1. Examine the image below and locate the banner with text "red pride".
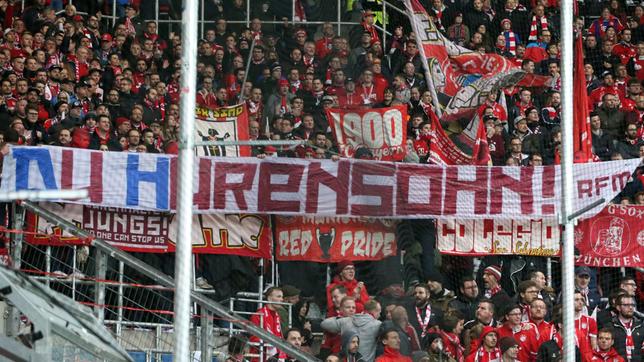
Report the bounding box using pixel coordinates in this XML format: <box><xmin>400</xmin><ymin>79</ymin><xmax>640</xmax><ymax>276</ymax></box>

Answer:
<box><xmin>327</xmin><ymin>106</ymin><xmax>408</xmax><ymax>161</ymax></box>
<box><xmin>275</xmin><ymin>216</ymin><xmax>397</xmax><ymax>262</ymax></box>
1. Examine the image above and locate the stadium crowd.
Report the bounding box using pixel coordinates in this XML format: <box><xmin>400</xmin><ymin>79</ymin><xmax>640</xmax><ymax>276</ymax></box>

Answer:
<box><xmin>0</xmin><ymin>0</ymin><xmax>643</xmax><ymax>361</ymax></box>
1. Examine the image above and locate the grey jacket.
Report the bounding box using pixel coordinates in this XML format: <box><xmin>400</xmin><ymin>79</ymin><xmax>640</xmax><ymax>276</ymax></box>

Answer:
<box><xmin>321</xmin><ymin>313</ymin><xmax>382</xmax><ymax>362</ymax></box>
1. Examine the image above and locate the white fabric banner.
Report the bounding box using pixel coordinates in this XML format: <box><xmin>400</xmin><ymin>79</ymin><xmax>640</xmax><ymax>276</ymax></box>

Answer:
<box><xmin>1</xmin><ymin>146</ymin><xmax>639</xmax><ymax>220</ymax></box>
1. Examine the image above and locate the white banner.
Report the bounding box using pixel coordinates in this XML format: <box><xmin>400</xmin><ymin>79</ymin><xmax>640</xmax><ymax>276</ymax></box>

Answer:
<box><xmin>437</xmin><ymin>218</ymin><xmax>560</xmax><ymax>256</ymax></box>
<box><xmin>1</xmin><ymin>146</ymin><xmax>639</xmax><ymax>220</ymax></box>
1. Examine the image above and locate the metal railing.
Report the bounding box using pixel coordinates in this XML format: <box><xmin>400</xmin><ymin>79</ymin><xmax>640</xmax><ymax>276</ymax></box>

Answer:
<box><xmin>7</xmin><ymin>201</ymin><xmax>319</xmax><ymax>361</ymax></box>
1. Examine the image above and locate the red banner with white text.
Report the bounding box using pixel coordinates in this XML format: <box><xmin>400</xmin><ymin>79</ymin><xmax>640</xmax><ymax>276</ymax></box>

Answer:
<box><xmin>575</xmin><ymin>205</ymin><xmax>644</xmax><ymax>268</ymax></box>
<box><xmin>274</xmin><ymin>216</ymin><xmax>397</xmax><ymax>262</ymax></box>
<box><xmin>24</xmin><ymin>203</ymin><xmax>271</xmax><ymax>258</ymax></box>
<box><xmin>327</xmin><ymin>106</ymin><xmax>408</xmax><ymax>161</ymax></box>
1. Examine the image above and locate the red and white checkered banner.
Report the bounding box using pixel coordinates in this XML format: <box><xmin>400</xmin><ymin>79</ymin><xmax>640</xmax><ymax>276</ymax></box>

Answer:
<box><xmin>1</xmin><ymin>146</ymin><xmax>639</xmax><ymax>219</ymax></box>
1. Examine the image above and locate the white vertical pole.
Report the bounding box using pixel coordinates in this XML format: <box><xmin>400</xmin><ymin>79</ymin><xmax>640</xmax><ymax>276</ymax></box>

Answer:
<box><xmin>337</xmin><ymin>0</ymin><xmax>342</xmax><ymax>35</ymax></box>
<box><xmin>173</xmin><ymin>0</ymin><xmax>199</xmax><ymax>359</ymax></box>
<box><xmin>559</xmin><ymin>1</ymin><xmax>575</xmax><ymax>361</ymax></box>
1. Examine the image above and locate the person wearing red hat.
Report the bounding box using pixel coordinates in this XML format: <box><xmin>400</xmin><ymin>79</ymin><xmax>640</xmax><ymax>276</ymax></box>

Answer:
<box><xmin>465</xmin><ymin>326</ymin><xmax>501</xmax><ymax>362</ymax></box>
<box><xmin>325</xmin><ymin>262</ymin><xmax>369</xmax><ymax>317</ymax></box>
<box><xmin>482</xmin><ymin>265</ymin><xmax>510</xmax><ymax>313</ymax></box>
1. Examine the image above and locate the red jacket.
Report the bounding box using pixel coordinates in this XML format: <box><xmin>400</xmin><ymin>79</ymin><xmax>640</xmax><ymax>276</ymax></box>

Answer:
<box><xmin>375</xmin><ymin>347</ymin><xmax>412</xmax><ymax>362</ymax></box>
<box><xmin>532</xmin><ymin>319</ymin><xmax>556</xmax><ymax>344</ymax></box>
<box><xmin>250</xmin><ymin>306</ymin><xmax>282</xmax><ymax>361</ymax></box>
<box><xmin>325</xmin><ymin>276</ymin><xmax>368</xmax><ymax>316</ymax></box>
<box><xmin>590</xmin><ymin>348</ymin><xmax>625</xmax><ymax>362</ymax></box>
<box><xmin>496</xmin><ymin>323</ymin><xmax>540</xmax><ymax>362</ymax></box>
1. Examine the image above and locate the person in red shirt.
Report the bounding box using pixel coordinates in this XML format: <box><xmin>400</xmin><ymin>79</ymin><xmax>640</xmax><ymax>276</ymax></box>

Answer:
<box><xmin>613</xmin><ymin>29</ymin><xmax>636</xmax><ymax>65</ymax></box>
<box><xmin>250</xmin><ymin>287</ymin><xmax>284</xmax><ymax>360</ymax></box>
<box><xmin>355</xmin><ymin>69</ymin><xmax>383</xmax><ymax>106</ymax></box>
<box><xmin>529</xmin><ymin>299</ymin><xmax>555</xmax><ymax>344</ymax></box>
<box><xmin>326</xmin><ymin>262</ymin><xmax>369</xmax><ymax>317</ymax></box>
<box><xmin>575</xmin><ymin>290</ymin><xmax>599</xmax><ymax>351</ymax></box>
<box><xmin>316</xmin><ymin>22</ymin><xmax>335</xmax><ymax>59</ymax></box>
<box><xmin>375</xmin><ymin>328</ymin><xmax>412</xmax><ymax>362</ymax></box>
<box><xmin>496</xmin><ymin>304</ymin><xmax>540</xmax><ymax>362</ymax></box>
<box><xmin>591</xmin><ymin>328</ymin><xmax>625</xmax><ymax>362</ymax></box>
<box><xmin>465</xmin><ymin>326</ymin><xmax>501</xmax><ymax>362</ymax></box>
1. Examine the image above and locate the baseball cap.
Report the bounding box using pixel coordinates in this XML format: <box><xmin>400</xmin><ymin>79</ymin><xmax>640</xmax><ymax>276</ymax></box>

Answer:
<box><xmin>101</xmin><ymin>33</ymin><xmax>113</xmax><ymax>42</ymax></box>
<box><xmin>71</xmin><ymin>100</ymin><xmax>82</xmax><ymax>108</ymax></box>
<box><xmin>322</xmin><ymin>95</ymin><xmax>334</xmax><ymax>103</ymax></box>
<box><xmin>575</xmin><ymin>266</ymin><xmax>591</xmax><ymax>277</ymax></box>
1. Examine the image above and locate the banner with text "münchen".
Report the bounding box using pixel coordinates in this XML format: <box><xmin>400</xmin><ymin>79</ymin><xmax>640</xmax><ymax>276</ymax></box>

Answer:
<box><xmin>1</xmin><ymin>146</ymin><xmax>639</xmax><ymax>219</ymax></box>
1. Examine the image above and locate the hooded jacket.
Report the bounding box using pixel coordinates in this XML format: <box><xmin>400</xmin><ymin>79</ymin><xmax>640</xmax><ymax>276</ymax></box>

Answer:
<box><xmin>321</xmin><ymin>313</ymin><xmax>382</xmax><ymax>362</ymax></box>
<box><xmin>590</xmin><ymin>347</ymin><xmax>625</xmax><ymax>362</ymax></box>
<box><xmin>340</xmin><ymin>330</ymin><xmax>365</xmax><ymax>362</ymax></box>
<box><xmin>465</xmin><ymin>326</ymin><xmax>501</xmax><ymax>362</ymax></box>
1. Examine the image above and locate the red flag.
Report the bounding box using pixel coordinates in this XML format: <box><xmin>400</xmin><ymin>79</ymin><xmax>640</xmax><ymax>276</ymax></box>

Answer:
<box><xmin>426</xmin><ymin>109</ymin><xmax>490</xmax><ymax>165</ymax></box>
<box><xmin>574</xmin><ymin>34</ymin><xmax>593</xmax><ymax>163</ymax></box>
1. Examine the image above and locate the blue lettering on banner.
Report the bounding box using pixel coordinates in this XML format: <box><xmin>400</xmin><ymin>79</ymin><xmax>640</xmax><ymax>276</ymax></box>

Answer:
<box><xmin>13</xmin><ymin>148</ymin><xmax>58</xmax><ymax>190</ymax></box>
<box><xmin>126</xmin><ymin>154</ymin><xmax>169</xmax><ymax>209</ymax></box>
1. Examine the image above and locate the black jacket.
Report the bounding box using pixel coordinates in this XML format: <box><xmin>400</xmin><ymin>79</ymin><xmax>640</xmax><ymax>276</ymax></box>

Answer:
<box><xmin>611</xmin><ymin>316</ymin><xmax>643</xmax><ymax>362</ymax></box>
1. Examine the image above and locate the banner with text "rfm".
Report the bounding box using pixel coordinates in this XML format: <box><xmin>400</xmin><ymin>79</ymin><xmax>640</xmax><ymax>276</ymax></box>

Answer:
<box><xmin>2</xmin><ymin>146</ymin><xmax>639</xmax><ymax>219</ymax></box>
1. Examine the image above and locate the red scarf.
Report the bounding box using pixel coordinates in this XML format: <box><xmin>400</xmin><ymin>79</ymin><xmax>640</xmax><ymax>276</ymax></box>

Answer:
<box><xmin>439</xmin><ymin>330</ymin><xmax>464</xmax><ymax>361</ymax></box>
<box><xmin>472</xmin><ymin>346</ymin><xmax>501</xmax><ymax>362</ymax></box>
<box><xmin>415</xmin><ymin>304</ymin><xmax>432</xmax><ymax>338</ymax></box>
<box><xmin>529</xmin><ymin>15</ymin><xmax>548</xmax><ymax>42</ymax></box>
<box><xmin>485</xmin><ymin>285</ymin><xmax>502</xmax><ymax>298</ymax></box>
<box><xmin>621</xmin><ymin>319</ymin><xmax>635</xmax><ymax>360</ymax></box>
<box><xmin>125</xmin><ymin>16</ymin><xmax>135</xmax><ymax>35</ymax></box>
<box><xmin>504</xmin><ymin>31</ymin><xmax>517</xmax><ymax>55</ymax></box>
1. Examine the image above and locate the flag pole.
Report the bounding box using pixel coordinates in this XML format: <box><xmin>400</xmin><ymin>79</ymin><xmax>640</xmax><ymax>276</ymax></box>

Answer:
<box><xmin>174</xmin><ymin>0</ymin><xmax>199</xmax><ymax>359</ymax></box>
<box><xmin>559</xmin><ymin>0</ymin><xmax>576</xmax><ymax>360</ymax></box>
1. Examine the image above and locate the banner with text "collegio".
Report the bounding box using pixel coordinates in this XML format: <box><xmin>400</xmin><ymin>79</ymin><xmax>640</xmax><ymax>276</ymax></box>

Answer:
<box><xmin>274</xmin><ymin>216</ymin><xmax>397</xmax><ymax>262</ymax></box>
<box><xmin>24</xmin><ymin>203</ymin><xmax>271</xmax><ymax>257</ymax></box>
<box><xmin>2</xmin><ymin>146</ymin><xmax>639</xmax><ymax>219</ymax></box>
<box><xmin>437</xmin><ymin>218</ymin><xmax>561</xmax><ymax>256</ymax></box>
<box><xmin>326</xmin><ymin>106</ymin><xmax>408</xmax><ymax>161</ymax></box>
